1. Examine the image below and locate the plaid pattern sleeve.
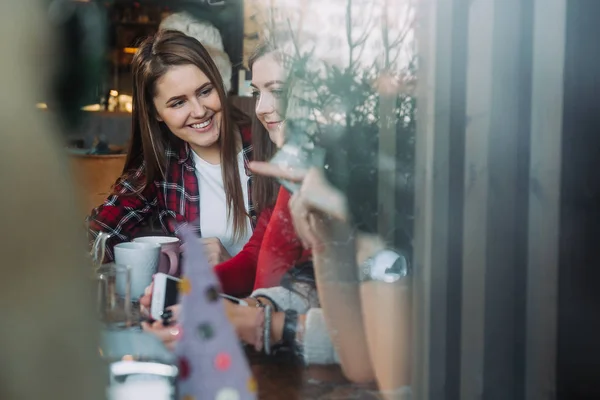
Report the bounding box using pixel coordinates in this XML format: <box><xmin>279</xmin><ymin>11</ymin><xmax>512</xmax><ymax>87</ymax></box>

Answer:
<box><xmin>87</xmin><ymin>162</ymin><xmax>157</xmax><ymax>262</ymax></box>
<box><xmin>155</xmin><ymin>145</ymin><xmax>201</xmax><ymax>237</ymax></box>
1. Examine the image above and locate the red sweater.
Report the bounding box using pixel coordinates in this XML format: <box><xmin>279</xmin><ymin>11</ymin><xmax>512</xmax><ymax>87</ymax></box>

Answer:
<box><xmin>213</xmin><ymin>206</ymin><xmax>273</xmax><ymax>297</ymax></box>
<box><xmin>214</xmin><ymin>187</ymin><xmax>311</xmax><ymax>297</ymax></box>
<box><xmin>254</xmin><ymin>188</ymin><xmax>312</xmax><ymax>289</ymax></box>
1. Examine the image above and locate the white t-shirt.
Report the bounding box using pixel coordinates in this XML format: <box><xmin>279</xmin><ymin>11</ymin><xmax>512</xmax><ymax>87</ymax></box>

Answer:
<box><xmin>192</xmin><ymin>150</ymin><xmax>252</xmax><ymax>256</ymax></box>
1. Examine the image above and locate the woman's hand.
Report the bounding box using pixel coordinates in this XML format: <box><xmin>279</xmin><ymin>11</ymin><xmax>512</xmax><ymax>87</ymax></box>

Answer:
<box><xmin>249</xmin><ymin>162</ymin><xmax>351</xmax><ymax>251</ymax></box>
<box><xmin>288</xmin><ymin>168</ymin><xmax>351</xmax><ymax>251</ymax></box>
<box><xmin>180</xmin><ymin>237</ymin><xmax>231</xmax><ymax>266</ymax></box>
<box><xmin>201</xmin><ymin>237</ymin><xmax>231</xmax><ymax>266</ymax></box>
<box><xmin>139</xmin><ymin>281</ymin><xmax>153</xmax><ymax>317</ymax></box>
<box><xmin>223</xmin><ymin>301</ymin><xmax>263</xmax><ymax>348</ymax></box>
<box><xmin>141</xmin><ymin>305</ymin><xmax>181</xmax><ymax>351</ymax></box>
<box><xmin>224</xmin><ymin>301</ymin><xmax>286</xmax><ymax>350</ymax></box>
<box><xmin>248</xmin><ymin>162</ymin><xmax>348</xmax><ymax>221</ymax></box>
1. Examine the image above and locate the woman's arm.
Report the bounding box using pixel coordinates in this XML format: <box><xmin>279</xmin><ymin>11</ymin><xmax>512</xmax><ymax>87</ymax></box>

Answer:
<box><xmin>224</xmin><ymin>301</ymin><xmax>341</xmax><ymax>366</ymax></box>
<box><xmin>87</xmin><ymin>166</ymin><xmax>156</xmax><ymax>261</ymax></box>
<box><xmin>235</xmin><ymin>286</ymin><xmax>337</xmax><ymax>365</ymax></box>
<box><xmin>249</xmin><ymin>163</ymin><xmax>375</xmax><ymax>382</ymax></box>
<box><xmin>356</xmin><ymin>234</ymin><xmax>412</xmax><ymax>395</ymax></box>
<box><xmin>143</xmin><ymin>285</ymin><xmax>340</xmax><ymax>366</ymax></box>
<box><xmin>253</xmin><ymin>187</ymin><xmax>311</xmax><ymax>290</ymax></box>
<box><xmin>310</xmin><ymin>229</ymin><xmax>375</xmax><ymax>383</ymax></box>
<box><xmin>213</xmin><ymin>207</ymin><xmax>273</xmax><ymax>297</ymax></box>
<box><xmin>287</xmin><ymin>169</ymin><xmax>375</xmax><ymax>383</ymax></box>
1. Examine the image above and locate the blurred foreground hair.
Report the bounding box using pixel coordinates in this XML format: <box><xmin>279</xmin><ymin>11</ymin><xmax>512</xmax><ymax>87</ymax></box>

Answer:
<box><xmin>0</xmin><ymin>1</ymin><xmax>105</xmax><ymax>399</ymax></box>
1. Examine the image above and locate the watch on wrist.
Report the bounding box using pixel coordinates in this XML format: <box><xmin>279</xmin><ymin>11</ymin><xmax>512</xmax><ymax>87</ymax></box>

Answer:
<box><xmin>359</xmin><ymin>250</ymin><xmax>409</xmax><ymax>283</ymax></box>
<box><xmin>282</xmin><ymin>309</ymin><xmax>299</xmax><ymax>346</ymax></box>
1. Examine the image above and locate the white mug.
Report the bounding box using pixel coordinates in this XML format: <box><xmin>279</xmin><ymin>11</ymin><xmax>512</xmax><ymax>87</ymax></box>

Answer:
<box><xmin>133</xmin><ymin>236</ymin><xmax>181</xmax><ymax>276</ymax></box>
<box><xmin>114</xmin><ymin>242</ymin><xmax>161</xmax><ymax>299</ymax></box>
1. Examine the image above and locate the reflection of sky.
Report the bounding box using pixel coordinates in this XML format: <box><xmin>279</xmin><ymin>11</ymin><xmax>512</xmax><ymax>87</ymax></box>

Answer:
<box><xmin>258</xmin><ymin>0</ymin><xmax>415</xmax><ymax>73</ymax></box>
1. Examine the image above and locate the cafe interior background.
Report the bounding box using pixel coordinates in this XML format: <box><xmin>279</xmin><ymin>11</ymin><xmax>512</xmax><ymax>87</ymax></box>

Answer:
<box><xmin>62</xmin><ymin>0</ymin><xmax>283</xmax><ymax>217</ymax></box>
<box><xmin>4</xmin><ymin>0</ymin><xmax>600</xmax><ymax>398</ymax></box>
<box><xmin>60</xmin><ymin>0</ymin><xmax>415</xmax><ymax>241</ymax></box>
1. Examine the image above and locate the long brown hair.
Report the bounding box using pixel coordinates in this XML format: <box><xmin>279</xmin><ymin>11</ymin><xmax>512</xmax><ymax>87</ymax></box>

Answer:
<box><xmin>248</xmin><ymin>41</ymin><xmax>281</xmax><ymax>214</ymax></box>
<box><xmin>123</xmin><ymin>30</ymin><xmax>251</xmax><ymax>239</ymax></box>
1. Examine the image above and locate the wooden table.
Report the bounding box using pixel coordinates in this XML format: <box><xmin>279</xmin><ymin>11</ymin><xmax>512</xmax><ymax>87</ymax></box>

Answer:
<box><xmin>247</xmin><ymin>349</ymin><xmax>381</xmax><ymax>399</ymax></box>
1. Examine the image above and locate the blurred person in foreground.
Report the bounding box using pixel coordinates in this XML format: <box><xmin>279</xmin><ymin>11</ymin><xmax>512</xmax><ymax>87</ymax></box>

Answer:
<box><xmin>0</xmin><ymin>0</ymin><xmax>105</xmax><ymax>399</ymax></box>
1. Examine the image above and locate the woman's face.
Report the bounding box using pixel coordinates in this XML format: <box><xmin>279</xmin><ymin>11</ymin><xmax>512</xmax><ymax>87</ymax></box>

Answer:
<box><xmin>251</xmin><ymin>53</ymin><xmax>286</xmax><ymax>148</ymax></box>
<box><xmin>153</xmin><ymin>64</ymin><xmax>223</xmax><ymax>154</ymax></box>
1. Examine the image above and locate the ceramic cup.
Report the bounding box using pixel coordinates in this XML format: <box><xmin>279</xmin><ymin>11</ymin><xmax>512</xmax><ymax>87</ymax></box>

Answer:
<box><xmin>114</xmin><ymin>242</ymin><xmax>161</xmax><ymax>299</ymax></box>
<box><xmin>133</xmin><ymin>236</ymin><xmax>181</xmax><ymax>276</ymax></box>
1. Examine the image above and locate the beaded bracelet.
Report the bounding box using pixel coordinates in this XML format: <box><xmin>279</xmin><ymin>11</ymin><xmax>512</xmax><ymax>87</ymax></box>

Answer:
<box><xmin>253</xmin><ymin>307</ymin><xmax>265</xmax><ymax>352</ymax></box>
<box><xmin>263</xmin><ymin>305</ymin><xmax>273</xmax><ymax>355</ymax></box>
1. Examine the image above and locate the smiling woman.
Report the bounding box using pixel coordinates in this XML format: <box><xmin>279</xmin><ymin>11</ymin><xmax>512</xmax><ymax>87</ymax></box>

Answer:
<box><xmin>87</xmin><ymin>30</ymin><xmax>255</xmax><ymax>268</ymax></box>
<box><xmin>153</xmin><ymin>64</ymin><xmax>225</xmax><ymax>164</ymax></box>
<box><xmin>250</xmin><ymin>48</ymin><xmax>287</xmax><ymax>148</ymax></box>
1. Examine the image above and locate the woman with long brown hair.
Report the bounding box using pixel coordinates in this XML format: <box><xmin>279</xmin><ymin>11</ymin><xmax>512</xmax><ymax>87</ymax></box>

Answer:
<box><xmin>138</xmin><ymin>40</ymin><xmax>300</xmax><ymax>301</ymax></box>
<box><xmin>88</xmin><ymin>30</ymin><xmax>257</xmax><ymax>266</ymax></box>
<box><xmin>209</xmin><ymin>41</ymin><xmax>314</xmax><ymax>296</ymax></box>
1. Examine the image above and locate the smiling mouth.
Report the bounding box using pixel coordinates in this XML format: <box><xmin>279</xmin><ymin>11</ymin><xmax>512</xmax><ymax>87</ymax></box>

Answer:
<box><xmin>189</xmin><ymin>116</ymin><xmax>214</xmax><ymax>131</ymax></box>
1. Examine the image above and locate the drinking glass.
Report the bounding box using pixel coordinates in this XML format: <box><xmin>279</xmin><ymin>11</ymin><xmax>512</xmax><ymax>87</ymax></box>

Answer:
<box><xmin>96</xmin><ymin>263</ymin><xmax>133</xmax><ymax>329</ymax></box>
<box><xmin>100</xmin><ymin>330</ymin><xmax>178</xmax><ymax>400</ymax></box>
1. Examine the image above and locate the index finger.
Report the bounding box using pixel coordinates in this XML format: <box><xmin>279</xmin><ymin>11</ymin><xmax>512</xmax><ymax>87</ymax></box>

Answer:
<box><xmin>300</xmin><ymin>169</ymin><xmax>349</xmax><ymax>222</ymax></box>
<box><xmin>248</xmin><ymin>161</ymin><xmax>307</xmax><ymax>182</ymax></box>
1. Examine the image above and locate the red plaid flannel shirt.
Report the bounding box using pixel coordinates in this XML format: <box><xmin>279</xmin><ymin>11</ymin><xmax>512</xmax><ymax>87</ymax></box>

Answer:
<box><xmin>87</xmin><ymin>126</ymin><xmax>255</xmax><ymax>261</ymax></box>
